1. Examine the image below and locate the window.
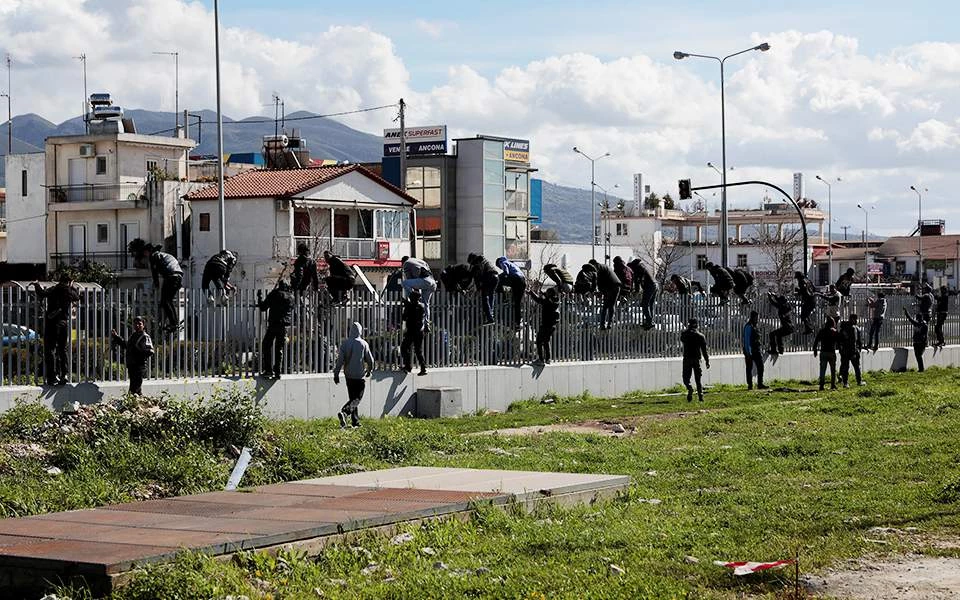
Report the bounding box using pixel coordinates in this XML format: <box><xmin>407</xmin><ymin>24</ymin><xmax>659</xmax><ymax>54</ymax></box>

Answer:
<box><xmin>293</xmin><ymin>210</ymin><xmax>310</xmax><ymax>236</ymax></box>
<box><xmin>146</xmin><ymin>159</ymin><xmax>158</xmax><ymax>178</ymax></box>
<box><xmin>96</xmin><ymin>156</ymin><xmax>107</xmax><ymax>175</ymax></box>
<box><xmin>96</xmin><ymin>223</ymin><xmax>109</xmax><ymax>244</ymax></box>
<box><xmin>405</xmin><ymin>166</ymin><xmax>441</xmax><ymax>209</ymax></box>
<box><xmin>334</xmin><ymin>214</ymin><xmax>350</xmax><ymax>238</ymax></box>
<box><xmin>376</xmin><ymin>210</ymin><xmax>410</xmax><ymax>239</ymax></box>
<box><xmin>616</xmin><ymin>223</ymin><xmax>629</xmax><ymax>236</ymax></box>
<box><xmin>199</xmin><ymin>213</ymin><xmax>211</xmax><ymax>232</ymax></box>
<box><xmin>697</xmin><ymin>255</ymin><xmax>709</xmax><ymax>270</ymax></box>
<box><xmin>21</xmin><ymin>170</ymin><xmax>27</xmax><ymax>196</ymax></box>
<box><xmin>737</xmin><ymin>254</ymin><xmax>748</xmax><ymax>268</ymax></box>
<box><xmin>505</xmin><ymin>172</ymin><xmax>528</xmax><ymax>213</ymax></box>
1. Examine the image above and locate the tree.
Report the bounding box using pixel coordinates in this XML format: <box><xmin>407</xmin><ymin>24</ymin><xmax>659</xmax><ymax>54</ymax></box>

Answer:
<box><xmin>643</xmin><ymin>192</ymin><xmax>661</xmax><ymax>210</ymax></box>
<box><xmin>662</xmin><ymin>193</ymin><xmax>675</xmax><ymax>210</ymax></box>
<box><xmin>756</xmin><ymin>226</ymin><xmax>804</xmax><ymax>294</ymax></box>
<box><xmin>529</xmin><ymin>242</ymin><xmax>565</xmax><ymax>290</ymax></box>
<box><xmin>50</xmin><ymin>261</ymin><xmax>119</xmax><ymax>288</ymax></box>
<box><xmin>635</xmin><ymin>235</ymin><xmax>692</xmax><ymax>293</ymax></box>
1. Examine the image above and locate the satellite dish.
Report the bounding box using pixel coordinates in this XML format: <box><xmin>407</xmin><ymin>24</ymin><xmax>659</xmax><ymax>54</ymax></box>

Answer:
<box><xmin>127</xmin><ymin>193</ymin><xmax>137</xmax><ymax>201</ymax></box>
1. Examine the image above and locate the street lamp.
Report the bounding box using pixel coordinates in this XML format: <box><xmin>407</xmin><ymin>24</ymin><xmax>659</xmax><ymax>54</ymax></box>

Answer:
<box><xmin>152</xmin><ymin>51</ymin><xmax>180</xmax><ymax>134</ymax></box>
<box><xmin>573</xmin><ymin>146</ymin><xmax>611</xmax><ymax>260</ymax></box>
<box><xmin>910</xmin><ymin>185</ymin><xmax>927</xmax><ymax>282</ymax></box>
<box><xmin>674</xmin><ymin>42</ymin><xmax>771</xmax><ymax>268</ymax></box>
<box><xmin>815</xmin><ymin>175</ymin><xmax>841</xmax><ymax>279</ymax></box>
<box><xmin>856</xmin><ymin>203</ymin><xmax>874</xmax><ymax>275</ymax></box>
<box><xmin>596</xmin><ymin>183</ymin><xmax>619</xmax><ymax>261</ymax></box>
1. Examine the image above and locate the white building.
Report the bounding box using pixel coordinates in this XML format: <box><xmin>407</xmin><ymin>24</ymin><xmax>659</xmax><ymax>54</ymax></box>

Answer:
<box><xmin>3</xmin><ymin>152</ymin><xmax>46</xmax><ymax>266</ymax></box>
<box><xmin>187</xmin><ymin>164</ymin><xmax>417</xmax><ymax>289</ymax></box>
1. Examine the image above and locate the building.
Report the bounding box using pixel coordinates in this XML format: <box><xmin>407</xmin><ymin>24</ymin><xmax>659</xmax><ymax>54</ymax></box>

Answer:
<box><xmin>186</xmin><ymin>164</ymin><xmax>416</xmax><ymax>289</ymax></box>
<box><xmin>381</xmin><ymin>130</ymin><xmax>536</xmax><ymax>267</ymax></box>
<box><xmin>2</xmin><ymin>152</ymin><xmax>46</xmax><ymax>271</ymax></box>
<box><xmin>873</xmin><ymin>232</ymin><xmax>960</xmax><ymax>287</ymax></box>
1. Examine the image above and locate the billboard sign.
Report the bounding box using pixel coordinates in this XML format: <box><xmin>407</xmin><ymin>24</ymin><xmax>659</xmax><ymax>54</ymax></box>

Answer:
<box><xmin>383</xmin><ymin>125</ymin><xmax>447</xmax><ymax>156</ymax></box>
<box><xmin>793</xmin><ymin>172</ymin><xmax>804</xmax><ymax>201</ymax></box>
<box><xmin>867</xmin><ymin>262</ymin><xmax>884</xmax><ymax>275</ymax></box>
<box><xmin>503</xmin><ymin>138</ymin><xmax>530</xmax><ymax>163</ymax></box>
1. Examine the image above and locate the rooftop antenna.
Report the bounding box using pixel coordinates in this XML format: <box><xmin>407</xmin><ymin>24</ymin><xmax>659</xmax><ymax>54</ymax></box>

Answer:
<box><xmin>73</xmin><ymin>53</ymin><xmax>88</xmax><ymax>133</ymax></box>
<box><xmin>271</xmin><ymin>93</ymin><xmax>281</xmax><ymax>139</ymax></box>
<box><xmin>152</xmin><ymin>51</ymin><xmax>179</xmax><ymax>134</ymax></box>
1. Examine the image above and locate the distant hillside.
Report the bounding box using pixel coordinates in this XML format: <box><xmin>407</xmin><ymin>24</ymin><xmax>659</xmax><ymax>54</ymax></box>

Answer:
<box><xmin>539</xmin><ymin>181</ymin><xmax>628</xmax><ymax>244</ymax></box>
<box><xmin>0</xmin><ymin>108</ymin><xmax>383</xmax><ymax>186</ymax></box>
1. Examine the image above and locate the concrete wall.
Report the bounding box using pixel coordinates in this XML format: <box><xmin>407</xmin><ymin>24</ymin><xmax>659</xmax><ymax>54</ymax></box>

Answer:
<box><xmin>3</xmin><ymin>345</ymin><xmax>958</xmax><ymax>419</ymax></box>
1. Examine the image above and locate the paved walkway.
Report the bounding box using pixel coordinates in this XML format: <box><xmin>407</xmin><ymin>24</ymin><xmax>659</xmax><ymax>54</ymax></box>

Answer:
<box><xmin>0</xmin><ymin>467</ymin><xmax>629</xmax><ymax>592</ymax></box>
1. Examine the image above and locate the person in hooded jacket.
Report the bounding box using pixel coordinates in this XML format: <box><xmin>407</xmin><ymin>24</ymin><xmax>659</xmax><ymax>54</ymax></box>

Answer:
<box><xmin>400</xmin><ymin>289</ymin><xmax>427</xmax><ymax>375</ymax></box>
<box><xmin>257</xmin><ymin>280</ymin><xmax>295</xmax><ymax>379</ymax></box>
<box><xmin>795</xmin><ymin>271</ymin><xmax>817</xmax><ymax>334</ymax></box>
<box><xmin>732</xmin><ymin>268</ymin><xmax>754</xmax><ymax>304</ymax></box>
<box><xmin>590</xmin><ymin>258</ymin><xmax>621</xmax><ymax>330</ymax></box>
<box><xmin>638</xmin><ymin>267</ymin><xmax>659</xmax><ymax>330</ymax></box>
<box><xmin>147</xmin><ymin>245</ymin><xmax>184</xmax><ymax>333</ymax></box>
<box><xmin>819</xmin><ymin>284</ymin><xmax>841</xmax><ymax>321</ymax></box>
<box><xmin>706</xmin><ymin>262</ymin><xmax>734</xmax><ymax>304</ymax></box>
<box><xmin>333</xmin><ymin>321</ymin><xmax>375</xmax><ymax>428</ymax></box>
<box><xmin>291</xmin><ymin>243</ymin><xmax>320</xmax><ymax>294</ymax></box>
<box><xmin>627</xmin><ymin>258</ymin><xmax>651</xmax><ymax>296</ymax></box>
<box><xmin>496</xmin><ymin>256</ymin><xmax>527</xmax><ymax>327</ymax></box>
<box><xmin>111</xmin><ymin>316</ymin><xmax>154</xmax><ymax>395</ymax></box>
<box><xmin>32</xmin><ymin>274</ymin><xmax>80</xmax><ymax>386</ymax></box>
<box><xmin>680</xmin><ymin>318</ymin><xmax>710</xmax><ymax>402</ymax></box>
<box><xmin>201</xmin><ymin>249</ymin><xmax>238</xmax><ymax>304</ymax></box>
<box><xmin>323</xmin><ymin>250</ymin><xmax>356</xmax><ymax>304</ymax></box>
<box><xmin>835</xmin><ymin>267</ymin><xmax>856</xmax><ymax>297</ymax></box>
<box><xmin>612</xmin><ymin>256</ymin><xmax>633</xmax><ymax>295</ymax></box>
<box><xmin>544</xmin><ymin>263</ymin><xmax>574</xmax><ymax>294</ymax></box>
<box><xmin>529</xmin><ymin>287</ymin><xmax>560</xmax><ymax>364</ymax></box>
<box><xmin>468</xmin><ymin>253</ymin><xmax>500</xmax><ymax>325</ymax></box>
<box><xmin>440</xmin><ymin>264</ymin><xmax>473</xmax><ymax>294</ymax></box>
<box><xmin>574</xmin><ymin>263</ymin><xmax>598</xmax><ymax>295</ymax></box>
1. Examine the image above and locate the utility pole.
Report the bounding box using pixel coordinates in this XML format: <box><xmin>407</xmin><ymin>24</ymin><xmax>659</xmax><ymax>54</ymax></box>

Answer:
<box><xmin>74</xmin><ymin>53</ymin><xmax>88</xmax><ymax>133</ymax></box>
<box><xmin>152</xmin><ymin>51</ymin><xmax>179</xmax><ymax>134</ymax></box>
<box><xmin>397</xmin><ymin>98</ymin><xmax>416</xmax><ymax>258</ymax></box>
<box><xmin>841</xmin><ymin>225</ymin><xmax>850</xmax><ymax>240</ymax></box>
<box><xmin>4</xmin><ymin>55</ymin><xmax>10</xmax><ymax>153</ymax></box>
<box><xmin>213</xmin><ymin>0</ymin><xmax>226</xmax><ymax>252</ymax></box>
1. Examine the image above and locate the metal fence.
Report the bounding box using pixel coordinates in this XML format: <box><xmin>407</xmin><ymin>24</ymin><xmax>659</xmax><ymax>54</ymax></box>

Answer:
<box><xmin>0</xmin><ymin>286</ymin><xmax>952</xmax><ymax>386</ymax></box>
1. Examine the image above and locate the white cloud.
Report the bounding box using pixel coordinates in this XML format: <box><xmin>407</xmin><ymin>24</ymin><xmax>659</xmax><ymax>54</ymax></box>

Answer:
<box><xmin>414</xmin><ymin>19</ymin><xmax>457</xmax><ymax>39</ymax></box>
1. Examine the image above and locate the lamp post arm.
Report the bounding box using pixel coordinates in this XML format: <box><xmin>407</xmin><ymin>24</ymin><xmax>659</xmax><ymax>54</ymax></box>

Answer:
<box><xmin>722</xmin><ymin>47</ymin><xmax>759</xmax><ymax>64</ymax></box>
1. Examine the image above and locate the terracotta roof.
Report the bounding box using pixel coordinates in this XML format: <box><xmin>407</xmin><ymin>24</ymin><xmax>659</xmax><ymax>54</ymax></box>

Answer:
<box><xmin>186</xmin><ymin>164</ymin><xmax>417</xmax><ymax>204</ymax></box>
<box><xmin>875</xmin><ymin>235</ymin><xmax>960</xmax><ymax>260</ymax></box>
<box><xmin>812</xmin><ymin>247</ymin><xmax>872</xmax><ymax>262</ymax></box>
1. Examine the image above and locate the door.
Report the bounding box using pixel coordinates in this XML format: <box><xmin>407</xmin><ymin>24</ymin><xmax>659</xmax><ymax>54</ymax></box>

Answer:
<box><xmin>69</xmin><ymin>224</ymin><xmax>87</xmax><ymax>257</ymax></box>
<box><xmin>120</xmin><ymin>222</ymin><xmax>139</xmax><ymax>269</ymax></box>
<box><xmin>818</xmin><ymin>263</ymin><xmax>829</xmax><ymax>286</ymax></box>
<box><xmin>68</xmin><ymin>158</ymin><xmax>86</xmax><ymax>202</ymax></box>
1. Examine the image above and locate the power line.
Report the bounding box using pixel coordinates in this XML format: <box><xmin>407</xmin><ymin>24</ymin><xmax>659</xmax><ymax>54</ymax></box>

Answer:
<box><xmin>144</xmin><ymin>103</ymin><xmax>397</xmax><ymax>136</ymax></box>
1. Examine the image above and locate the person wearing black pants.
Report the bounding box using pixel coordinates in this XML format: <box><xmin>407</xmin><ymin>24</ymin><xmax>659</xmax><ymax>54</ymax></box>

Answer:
<box><xmin>111</xmin><ymin>316</ymin><xmax>154</xmax><ymax>395</ymax></box>
<box><xmin>680</xmin><ymin>318</ymin><xmax>710</xmax><ymax>402</ymax></box>
<box><xmin>866</xmin><ymin>292</ymin><xmax>886</xmax><ymax>351</ymax></box>
<box><xmin>529</xmin><ymin>288</ymin><xmax>560</xmax><ymax>364</ymax></box>
<box><xmin>322</xmin><ymin>251</ymin><xmax>356</xmax><ymax>304</ymax></box>
<box><xmin>33</xmin><ymin>275</ymin><xmax>80</xmax><ymax>386</ymax></box>
<box><xmin>813</xmin><ymin>317</ymin><xmax>839</xmax><ymax>391</ymax></box>
<box><xmin>591</xmin><ymin>259</ymin><xmax>621</xmax><ymax>330</ymax></box>
<box><xmin>838</xmin><ymin>314</ymin><xmax>864</xmax><ymax>387</ymax></box>
<box><xmin>767</xmin><ymin>292</ymin><xmax>795</xmax><ymax>355</ymax></box>
<box><xmin>904</xmin><ymin>308</ymin><xmax>928</xmax><ymax>372</ymax></box>
<box><xmin>334</xmin><ymin>321</ymin><xmax>375</xmax><ymax>428</ymax></box>
<box><xmin>257</xmin><ymin>281</ymin><xmax>295</xmax><ymax>379</ymax></box>
<box><xmin>743</xmin><ymin>311</ymin><xmax>767</xmax><ymax>390</ymax></box>
<box><xmin>496</xmin><ymin>257</ymin><xmax>527</xmax><ymax>328</ymax></box>
<box><xmin>934</xmin><ymin>286</ymin><xmax>950</xmax><ymax>347</ymax></box>
<box><xmin>795</xmin><ymin>272</ymin><xmax>817</xmax><ymax>335</ymax></box>
<box><xmin>468</xmin><ymin>253</ymin><xmax>500</xmax><ymax>325</ymax></box>
<box><xmin>147</xmin><ymin>246</ymin><xmax>184</xmax><ymax>334</ymax></box>
<box><xmin>400</xmin><ymin>290</ymin><xmax>427</xmax><ymax>375</ymax></box>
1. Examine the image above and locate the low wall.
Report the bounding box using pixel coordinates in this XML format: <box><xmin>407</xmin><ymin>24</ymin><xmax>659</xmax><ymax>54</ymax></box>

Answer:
<box><xmin>3</xmin><ymin>345</ymin><xmax>958</xmax><ymax>419</ymax></box>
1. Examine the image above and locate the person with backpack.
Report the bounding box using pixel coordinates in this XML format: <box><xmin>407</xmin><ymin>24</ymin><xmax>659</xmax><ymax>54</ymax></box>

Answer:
<box><xmin>333</xmin><ymin>321</ymin><xmax>375</xmax><ymax>428</ymax></box>
<box><xmin>32</xmin><ymin>275</ymin><xmax>80</xmax><ymax>386</ymax></box>
<box><xmin>706</xmin><ymin>262</ymin><xmax>734</xmax><ymax>304</ymax></box>
<box><xmin>111</xmin><ymin>316</ymin><xmax>154</xmax><ymax>396</ymax></box>
<box><xmin>257</xmin><ymin>280</ymin><xmax>295</xmax><ymax>380</ymax></box>
<box><xmin>574</xmin><ymin>263</ymin><xmax>598</xmax><ymax>295</ymax></box>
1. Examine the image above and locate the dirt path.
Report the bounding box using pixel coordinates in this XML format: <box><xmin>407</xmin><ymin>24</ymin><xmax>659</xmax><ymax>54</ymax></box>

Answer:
<box><xmin>808</xmin><ymin>555</ymin><xmax>960</xmax><ymax>599</ymax></box>
<box><xmin>468</xmin><ymin>409</ymin><xmax>712</xmax><ymax>438</ymax></box>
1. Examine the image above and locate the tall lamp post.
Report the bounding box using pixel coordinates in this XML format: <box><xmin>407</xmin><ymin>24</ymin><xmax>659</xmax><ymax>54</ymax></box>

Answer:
<box><xmin>815</xmin><ymin>175</ymin><xmax>840</xmax><ymax>280</ymax></box>
<box><xmin>572</xmin><ymin>147</ymin><xmax>611</xmax><ymax>260</ymax></box>
<box><xmin>856</xmin><ymin>203</ymin><xmax>873</xmax><ymax>276</ymax></box>
<box><xmin>674</xmin><ymin>42</ymin><xmax>771</xmax><ymax>268</ymax></box>
<box><xmin>910</xmin><ymin>185</ymin><xmax>926</xmax><ymax>282</ymax></box>
<box><xmin>152</xmin><ymin>51</ymin><xmax>180</xmax><ymax>134</ymax></box>
<box><xmin>596</xmin><ymin>183</ymin><xmax>619</xmax><ymax>261</ymax></box>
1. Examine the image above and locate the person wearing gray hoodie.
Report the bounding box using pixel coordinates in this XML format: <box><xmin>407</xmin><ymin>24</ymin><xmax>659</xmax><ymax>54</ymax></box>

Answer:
<box><xmin>333</xmin><ymin>322</ymin><xmax>375</xmax><ymax>428</ymax></box>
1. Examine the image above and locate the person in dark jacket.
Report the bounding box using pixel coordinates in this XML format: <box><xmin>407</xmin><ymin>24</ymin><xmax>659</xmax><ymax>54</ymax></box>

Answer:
<box><xmin>795</xmin><ymin>271</ymin><xmax>817</xmax><ymax>334</ymax></box>
<box><xmin>915</xmin><ymin>283</ymin><xmax>934</xmax><ymax>322</ymax></box>
<box><xmin>574</xmin><ymin>263</ymin><xmax>598</xmax><ymax>295</ymax></box>
<box><xmin>291</xmin><ymin>242</ymin><xmax>320</xmax><ymax>294</ymax></box>
<box><xmin>767</xmin><ymin>292</ymin><xmax>795</xmax><ymax>355</ymax></box>
<box><xmin>904</xmin><ymin>308</ymin><xmax>929</xmax><ymax>372</ymax></box>
<box><xmin>469</xmin><ymin>253</ymin><xmax>500</xmax><ymax>325</ymax></box>
<box><xmin>529</xmin><ymin>287</ymin><xmax>560</xmax><ymax>364</ymax></box>
<box><xmin>934</xmin><ymin>286</ymin><xmax>950</xmax><ymax>347</ymax></box>
<box><xmin>680</xmin><ymin>318</ymin><xmax>710</xmax><ymax>402</ymax></box>
<box><xmin>591</xmin><ymin>259</ymin><xmax>621</xmax><ymax>330</ymax></box>
<box><xmin>399</xmin><ymin>289</ymin><xmax>427</xmax><ymax>375</ymax></box>
<box><xmin>627</xmin><ymin>258</ymin><xmax>651</xmax><ymax>296</ymax></box>
<box><xmin>201</xmin><ymin>249</ymin><xmax>238</xmax><ymax>304</ymax></box>
<box><xmin>819</xmin><ymin>284</ymin><xmax>842</xmax><ymax>321</ymax></box>
<box><xmin>671</xmin><ymin>274</ymin><xmax>692</xmax><ymax>295</ymax></box>
<box><xmin>147</xmin><ymin>245</ymin><xmax>183</xmax><ymax>334</ymax></box>
<box><xmin>323</xmin><ymin>250</ymin><xmax>355</xmax><ymax>304</ymax></box>
<box><xmin>732</xmin><ymin>268</ymin><xmax>754</xmax><ymax>304</ymax></box>
<box><xmin>838</xmin><ymin>313</ymin><xmax>864</xmax><ymax>387</ymax></box>
<box><xmin>835</xmin><ymin>267</ymin><xmax>856</xmax><ymax>297</ymax></box>
<box><xmin>813</xmin><ymin>317</ymin><xmax>839</xmax><ymax>391</ymax></box>
<box><xmin>257</xmin><ymin>280</ymin><xmax>295</xmax><ymax>379</ymax></box>
<box><xmin>496</xmin><ymin>256</ymin><xmax>527</xmax><ymax>328</ymax></box>
<box><xmin>544</xmin><ymin>263</ymin><xmax>574</xmax><ymax>294</ymax></box>
<box><xmin>706</xmin><ymin>262</ymin><xmax>734</xmax><ymax>304</ymax></box>
<box><xmin>32</xmin><ymin>275</ymin><xmax>80</xmax><ymax>386</ymax></box>
<box><xmin>612</xmin><ymin>256</ymin><xmax>633</xmax><ymax>295</ymax></box>
<box><xmin>111</xmin><ymin>316</ymin><xmax>154</xmax><ymax>395</ymax></box>
<box><xmin>440</xmin><ymin>264</ymin><xmax>473</xmax><ymax>294</ymax></box>
<box><xmin>743</xmin><ymin>311</ymin><xmax>767</xmax><ymax>390</ymax></box>
<box><xmin>385</xmin><ymin>268</ymin><xmax>404</xmax><ymax>294</ymax></box>
<box><xmin>402</xmin><ymin>256</ymin><xmax>437</xmax><ymax>328</ymax></box>
<box><xmin>866</xmin><ymin>291</ymin><xmax>886</xmax><ymax>351</ymax></box>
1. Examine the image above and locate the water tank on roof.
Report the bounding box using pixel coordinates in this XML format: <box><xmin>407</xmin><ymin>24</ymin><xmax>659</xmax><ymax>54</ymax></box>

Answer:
<box><xmin>92</xmin><ymin>105</ymin><xmax>124</xmax><ymax>119</ymax></box>
<box><xmin>89</xmin><ymin>93</ymin><xmax>112</xmax><ymax>106</ymax></box>
<box><xmin>263</xmin><ymin>135</ymin><xmax>289</xmax><ymax>150</ymax></box>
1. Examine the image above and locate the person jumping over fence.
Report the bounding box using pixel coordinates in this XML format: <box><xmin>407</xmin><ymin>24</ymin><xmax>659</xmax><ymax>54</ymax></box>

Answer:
<box><xmin>795</xmin><ymin>271</ymin><xmax>817</xmax><ymax>334</ymax></box>
<box><xmin>613</xmin><ymin>256</ymin><xmax>633</xmax><ymax>296</ymax></box>
<box><xmin>529</xmin><ymin>287</ymin><xmax>560</xmax><ymax>365</ymax></box>
<box><xmin>934</xmin><ymin>286</ymin><xmax>951</xmax><ymax>348</ymax></box>
<box><xmin>322</xmin><ymin>250</ymin><xmax>356</xmax><ymax>304</ymax></box>
<box><xmin>835</xmin><ymin>267</ymin><xmax>856</xmax><ymax>298</ymax></box>
<box><xmin>743</xmin><ymin>310</ymin><xmax>767</xmax><ymax>390</ymax></box>
<box><xmin>916</xmin><ymin>283</ymin><xmax>934</xmax><ymax>324</ymax></box>
<box><xmin>819</xmin><ymin>284</ymin><xmax>841</xmax><ymax>321</ymax></box>
<box><xmin>201</xmin><ymin>249</ymin><xmax>238</xmax><ymax>304</ymax></box>
<box><xmin>400</xmin><ymin>289</ymin><xmax>427</xmax><ymax>376</ymax></box>
<box><xmin>401</xmin><ymin>255</ymin><xmax>437</xmax><ymax>330</ymax></box>
<box><xmin>767</xmin><ymin>292</ymin><xmax>795</xmax><ymax>356</ymax></box>
<box><xmin>439</xmin><ymin>264</ymin><xmax>473</xmax><ymax>294</ymax></box>
<box><xmin>146</xmin><ymin>245</ymin><xmax>184</xmax><ymax>334</ymax></box>
<box><xmin>544</xmin><ymin>263</ymin><xmax>574</xmax><ymax>294</ymax></box>
<box><xmin>904</xmin><ymin>308</ymin><xmax>929</xmax><ymax>372</ymax></box>
<box><xmin>496</xmin><ymin>256</ymin><xmax>527</xmax><ymax>328</ymax></box>
<box><xmin>680</xmin><ymin>318</ymin><xmax>710</xmax><ymax>402</ymax></box>
<box><xmin>257</xmin><ymin>279</ymin><xmax>295</xmax><ymax>380</ymax></box>
<box><xmin>627</xmin><ymin>258</ymin><xmax>650</xmax><ymax>296</ymax></box>
<box><xmin>591</xmin><ymin>258</ymin><xmax>622</xmax><ymax>330</ymax></box>
<box><xmin>111</xmin><ymin>316</ymin><xmax>154</xmax><ymax>396</ymax></box>
<box><xmin>291</xmin><ymin>242</ymin><xmax>319</xmax><ymax>294</ymax></box>
<box><xmin>333</xmin><ymin>321</ymin><xmax>375</xmax><ymax>429</ymax></box>
<box><xmin>866</xmin><ymin>291</ymin><xmax>886</xmax><ymax>351</ymax></box>
<box><xmin>838</xmin><ymin>313</ymin><xmax>864</xmax><ymax>387</ymax></box>
<box><xmin>32</xmin><ymin>274</ymin><xmax>80</xmax><ymax>386</ymax></box>
<box><xmin>639</xmin><ymin>268</ymin><xmax>659</xmax><ymax>330</ymax></box>
<box><xmin>813</xmin><ymin>316</ymin><xmax>839</xmax><ymax>391</ymax></box>
<box><xmin>706</xmin><ymin>262</ymin><xmax>734</xmax><ymax>304</ymax></box>
<box><xmin>468</xmin><ymin>253</ymin><xmax>500</xmax><ymax>326</ymax></box>
<box><xmin>574</xmin><ymin>263</ymin><xmax>598</xmax><ymax>296</ymax></box>
<box><xmin>732</xmin><ymin>268</ymin><xmax>754</xmax><ymax>305</ymax></box>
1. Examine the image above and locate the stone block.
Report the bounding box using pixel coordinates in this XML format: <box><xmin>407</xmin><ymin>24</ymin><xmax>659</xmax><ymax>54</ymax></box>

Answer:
<box><xmin>417</xmin><ymin>387</ymin><xmax>462</xmax><ymax>419</ymax></box>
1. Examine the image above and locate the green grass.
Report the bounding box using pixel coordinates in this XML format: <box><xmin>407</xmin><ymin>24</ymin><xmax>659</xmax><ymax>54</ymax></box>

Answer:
<box><xmin>2</xmin><ymin>369</ymin><xmax>959</xmax><ymax>598</ymax></box>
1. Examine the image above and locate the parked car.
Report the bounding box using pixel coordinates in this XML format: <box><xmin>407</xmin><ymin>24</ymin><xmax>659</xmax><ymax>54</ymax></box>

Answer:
<box><xmin>1</xmin><ymin>324</ymin><xmax>39</xmax><ymax>346</ymax></box>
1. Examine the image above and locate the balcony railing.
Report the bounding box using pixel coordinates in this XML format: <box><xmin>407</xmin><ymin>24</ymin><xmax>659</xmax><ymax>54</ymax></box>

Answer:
<box><xmin>50</xmin><ymin>252</ymin><xmax>147</xmax><ymax>272</ymax></box>
<box><xmin>274</xmin><ymin>237</ymin><xmax>379</xmax><ymax>260</ymax></box>
<box><xmin>48</xmin><ymin>183</ymin><xmax>146</xmax><ymax>204</ymax></box>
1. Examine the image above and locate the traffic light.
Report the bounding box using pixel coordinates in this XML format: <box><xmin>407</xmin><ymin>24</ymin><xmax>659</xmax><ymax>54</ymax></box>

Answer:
<box><xmin>679</xmin><ymin>179</ymin><xmax>692</xmax><ymax>200</ymax></box>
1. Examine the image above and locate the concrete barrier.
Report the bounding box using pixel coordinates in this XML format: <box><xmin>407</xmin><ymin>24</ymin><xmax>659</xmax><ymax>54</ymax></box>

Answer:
<box><xmin>3</xmin><ymin>345</ymin><xmax>958</xmax><ymax>418</ymax></box>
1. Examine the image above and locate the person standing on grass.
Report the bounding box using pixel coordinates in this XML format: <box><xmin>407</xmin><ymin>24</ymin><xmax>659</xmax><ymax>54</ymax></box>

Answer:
<box><xmin>401</xmin><ymin>256</ymin><xmax>437</xmax><ymax>330</ymax></box>
<box><xmin>147</xmin><ymin>245</ymin><xmax>184</xmax><ymax>334</ymax></box>
<box><xmin>111</xmin><ymin>316</ymin><xmax>154</xmax><ymax>396</ymax></box>
<box><xmin>468</xmin><ymin>253</ymin><xmax>501</xmax><ymax>326</ymax></box>
<box><xmin>257</xmin><ymin>280</ymin><xmax>295</xmax><ymax>380</ymax></box>
<box><xmin>32</xmin><ymin>274</ymin><xmax>80</xmax><ymax>386</ymax></box>
<box><xmin>743</xmin><ymin>311</ymin><xmax>767</xmax><ymax>390</ymax></box>
<box><xmin>400</xmin><ymin>289</ymin><xmax>427</xmax><ymax>376</ymax></box>
<box><xmin>838</xmin><ymin>314</ymin><xmax>864</xmax><ymax>387</ymax></box>
<box><xmin>591</xmin><ymin>258</ymin><xmax>622</xmax><ymax>330</ymax></box>
<box><xmin>904</xmin><ymin>308</ymin><xmax>929</xmax><ymax>373</ymax></box>
<box><xmin>934</xmin><ymin>286</ymin><xmax>951</xmax><ymax>348</ymax></box>
<box><xmin>529</xmin><ymin>287</ymin><xmax>560</xmax><ymax>365</ymax></box>
<box><xmin>680</xmin><ymin>318</ymin><xmax>710</xmax><ymax>402</ymax></box>
<box><xmin>866</xmin><ymin>291</ymin><xmax>886</xmax><ymax>351</ymax></box>
<box><xmin>496</xmin><ymin>256</ymin><xmax>527</xmax><ymax>328</ymax></box>
<box><xmin>813</xmin><ymin>317</ymin><xmax>839</xmax><ymax>391</ymax></box>
<box><xmin>333</xmin><ymin>321</ymin><xmax>375</xmax><ymax>428</ymax></box>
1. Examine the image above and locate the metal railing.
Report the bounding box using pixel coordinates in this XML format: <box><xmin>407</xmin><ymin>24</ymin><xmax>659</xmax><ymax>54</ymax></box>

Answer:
<box><xmin>0</xmin><ymin>287</ymin><xmax>950</xmax><ymax>386</ymax></box>
<box><xmin>274</xmin><ymin>237</ymin><xmax>378</xmax><ymax>260</ymax></box>
<box><xmin>48</xmin><ymin>183</ymin><xmax>146</xmax><ymax>204</ymax></box>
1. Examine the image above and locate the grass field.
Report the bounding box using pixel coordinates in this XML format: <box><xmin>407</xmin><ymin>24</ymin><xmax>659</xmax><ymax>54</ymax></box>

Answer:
<box><xmin>2</xmin><ymin>369</ymin><xmax>959</xmax><ymax>599</ymax></box>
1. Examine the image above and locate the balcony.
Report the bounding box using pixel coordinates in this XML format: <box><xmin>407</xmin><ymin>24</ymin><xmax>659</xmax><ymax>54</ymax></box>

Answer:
<box><xmin>274</xmin><ymin>237</ymin><xmax>379</xmax><ymax>260</ymax></box>
<box><xmin>49</xmin><ymin>183</ymin><xmax>146</xmax><ymax>204</ymax></box>
<box><xmin>50</xmin><ymin>252</ymin><xmax>147</xmax><ymax>272</ymax></box>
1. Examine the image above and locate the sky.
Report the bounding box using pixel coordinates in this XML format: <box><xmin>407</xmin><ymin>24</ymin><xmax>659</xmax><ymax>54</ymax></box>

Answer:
<box><xmin>1</xmin><ymin>0</ymin><xmax>959</xmax><ymax>237</ymax></box>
